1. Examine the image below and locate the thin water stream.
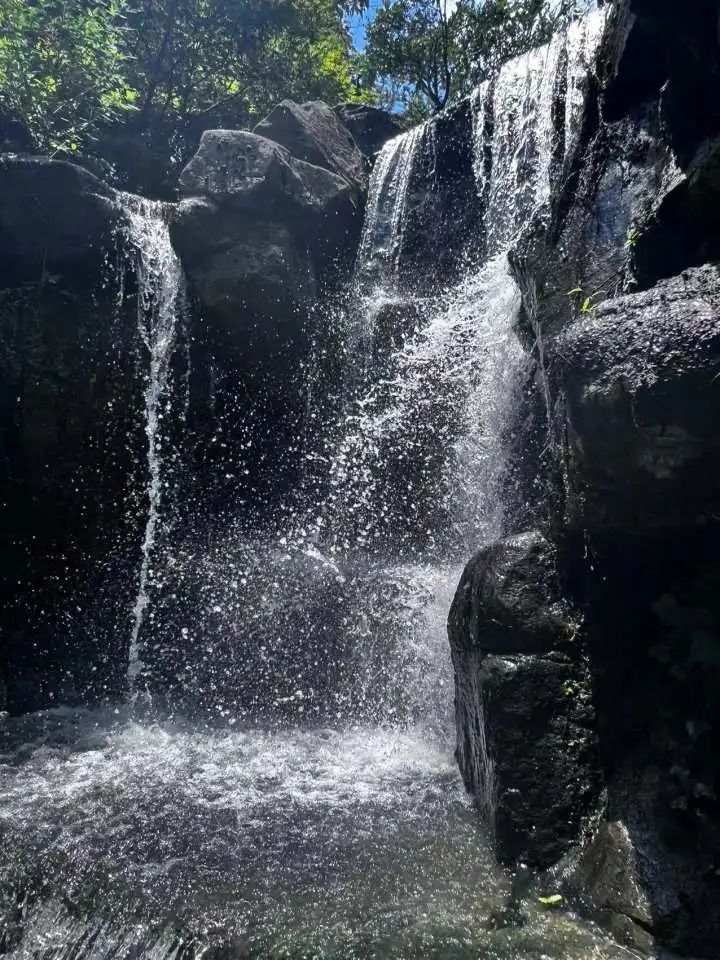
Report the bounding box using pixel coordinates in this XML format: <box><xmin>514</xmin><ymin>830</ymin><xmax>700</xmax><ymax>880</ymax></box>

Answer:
<box><xmin>0</xmin><ymin>13</ymin><xmax>636</xmax><ymax>959</ymax></box>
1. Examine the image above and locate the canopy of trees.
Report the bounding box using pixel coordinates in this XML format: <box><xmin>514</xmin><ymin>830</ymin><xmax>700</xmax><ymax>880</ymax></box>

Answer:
<box><xmin>361</xmin><ymin>0</ymin><xmax>589</xmax><ymax>119</ymax></box>
<box><xmin>0</xmin><ymin>0</ymin><xmax>590</xmax><ymax>193</ymax></box>
<box><xmin>0</xmin><ymin>0</ymin><xmax>373</xmax><ymax>194</ymax></box>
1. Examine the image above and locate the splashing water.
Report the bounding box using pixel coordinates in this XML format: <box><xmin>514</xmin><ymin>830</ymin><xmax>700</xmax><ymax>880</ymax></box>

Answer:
<box><xmin>120</xmin><ymin>196</ymin><xmax>187</xmax><ymax>692</ymax></box>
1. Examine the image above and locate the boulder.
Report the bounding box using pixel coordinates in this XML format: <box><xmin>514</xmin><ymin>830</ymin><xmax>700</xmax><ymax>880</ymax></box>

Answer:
<box><xmin>568</xmin><ymin>820</ymin><xmax>654</xmax><ymax>949</ymax></box>
<box><xmin>0</xmin><ymin>156</ymin><xmax>119</xmax><ymax>282</ymax></box>
<box><xmin>178</xmin><ymin>129</ymin><xmax>354</xmax><ymax>222</ymax></box>
<box><xmin>449</xmin><ymin>532</ymin><xmax>600</xmax><ymax>867</ymax></box>
<box><xmin>172</xmin><ymin>198</ymin><xmax>315</xmax><ymax>333</ymax></box>
<box><xmin>335</xmin><ymin>103</ymin><xmax>403</xmax><ymax>157</ymax></box>
<box><xmin>553</xmin><ymin>265</ymin><xmax>720</xmax><ymax>535</ymax></box>
<box><xmin>448</xmin><ymin>531</ymin><xmax>578</xmax><ymax>655</ymax></box>
<box><xmin>173</xmin><ymin>130</ymin><xmax>362</xmax><ymax>332</ymax></box>
<box><xmin>254</xmin><ymin>100</ymin><xmax>366</xmax><ymax>189</ymax></box>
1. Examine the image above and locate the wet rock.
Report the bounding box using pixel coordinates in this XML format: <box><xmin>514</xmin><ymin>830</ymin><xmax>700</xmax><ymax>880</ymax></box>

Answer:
<box><xmin>254</xmin><ymin>99</ymin><xmax>366</xmax><ymax>190</ymax></box>
<box><xmin>498</xmin><ymin>5</ymin><xmax>720</xmax><ymax>956</ymax></box>
<box><xmin>485</xmin><ymin>651</ymin><xmax>598</xmax><ymax>867</ymax></box>
<box><xmin>172</xmin><ymin>199</ymin><xmax>315</xmax><ymax>331</ymax></box>
<box><xmin>0</xmin><ymin>230</ymin><xmax>147</xmax><ymax>713</ymax></box>
<box><xmin>568</xmin><ymin>819</ymin><xmax>654</xmax><ymax>950</ymax></box>
<box><xmin>0</xmin><ymin>156</ymin><xmax>119</xmax><ymax>283</ymax></box>
<box><xmin>449</xmin><ymin>532</ymin><xmax>600</xmax><ymax>867</ymax></box>
<box><xmin>448</xmin><ymin>532</ymin><xmax>578</xmax><ymax>656</ymax></box>
<box><xmin>335</xmin><ymin>103</ymin><xmax>403</xmax><ymax>157</ymax></box>
<box><xmin>399</xmin><ymin>99</ymin><xmax>483</xmax><ymax>292</ymax></box>
<box><xmin>553</xmin><ymin>265</ymin><xmax>720</xmax><ymax>535</ymax></box>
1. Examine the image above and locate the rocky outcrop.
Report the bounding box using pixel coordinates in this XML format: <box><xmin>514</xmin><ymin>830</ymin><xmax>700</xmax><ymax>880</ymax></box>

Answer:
<box><xmin>0</xmin><ymin>158</ymin><xmax>147</xmax><ymax>713</ymax></box>
<box><xmin>0</xmin><ymin>156</ymin><xmax>120</xmax><ymax>283</ymax></box>
<box><xmin>335</xmin><ymin>103</ymin><xmax>403</xmax><ymax>157</ymax></box>
<box><xmin>0</xmin><ymin>98</ymin><xmax>374</xmax><ymax>713</ymax></box>
<box><xmin>449</xmin><ymin>532</ymin><xmax>600</xmax><ymax>867</ymax></box>
<box><xmin>172</xmin><ymin>130</ymin><xmax>361</xmax><ymax>343</ymax></box>
<box><xmin>169</xmin><ymin>125</ymin><xmax>362</xmax><ymax>512</ymax></box>
<box><xmin>448</xmin><ymin>2</ymin><xmax>720</xmax><ymax>956</ymax></box>
<box><xmin>555</xmin><ymin>265</ymin><xmax>720</xmax><ymax>535</ymax></box>
<box><xmin>254</xmin><ymin>99</ymin><xmax>366</xmax><ymax>190</ymax></box>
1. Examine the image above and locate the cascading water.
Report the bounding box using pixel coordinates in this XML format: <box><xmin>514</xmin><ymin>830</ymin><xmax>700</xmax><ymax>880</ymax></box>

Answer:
<box><xmin>120</xmin><ymin>196</ymin><xmax>187</xmax><ymax>691</ymax></box>
<box><xmin>0</xmin><ymin>13</ymin><xmax>636</xmax><ymax>960</ymax></box>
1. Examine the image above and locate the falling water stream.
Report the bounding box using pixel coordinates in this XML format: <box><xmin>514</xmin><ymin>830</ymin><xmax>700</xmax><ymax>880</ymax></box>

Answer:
<box><xmin>120</xmin><ymin>196</ymin><xmax>187</xmax><ymax>692</ymax></box>
<box><xmin>0</xmin><ymin>12</ymin><xmax>639</xmax><ymax>959</ymax></box>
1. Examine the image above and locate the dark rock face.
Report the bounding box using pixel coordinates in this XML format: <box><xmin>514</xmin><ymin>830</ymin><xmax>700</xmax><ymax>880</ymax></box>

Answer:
<box><xmin>555</xmin><ymin>265</ymin><xmax>720</xmax><ymax>534</ymax></box>
<box><xmin>254</xmin><ymin>99</ymin><xmax>366</xmax><ymax>190</ymax></box>
<box><xmin>447</xmin><ymin>2</ymin><xmax>720</xmax><ymax>956</ymax></box>
<box><xmin>448</xmin><ymin>531</ymin><xmax>577</xmax><ymax>655</ymax></box>
<box><xmin>170</xmin><ymin>126</ymin><xmax>360</xmax><ymax>512</ymax></box>
<box><xmin>0</xmin><ymin>156</ymin><xmax>119</xmax><ymax>283</ymax></box>
<box><xmin>449</xmin><ymin>532</ymin><xmax>600</xmax><ymax>867</ymax></box>
<box><xmin>173</xmin><ymin>199</ymin><xmax>315</xmax><ymax>333</ymax></box>
<box><xmin>335</xmin><ymin>103</ymin><xmax>403</xmax><ymax>157</ymax></box>
<box><xmin>391</xmin><ymin>99</ymin><xmax>483</xmax><ymax>294</ymax></box>
<box><xmin>0</xmin><ymin>161</ymin><xmax>150</xmax><ymax>713</ymax></box>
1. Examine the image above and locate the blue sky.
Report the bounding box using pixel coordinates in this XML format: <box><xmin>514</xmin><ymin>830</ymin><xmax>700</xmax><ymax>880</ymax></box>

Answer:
<box><xmin>347</xmin><ymin>0</ymin><xmax>459</xmax><ymax>52</ymax></box>
<box><xmin>347</xmin><ymin>1</ymin><xmax>384</xmax><ymax>52</ymax></box>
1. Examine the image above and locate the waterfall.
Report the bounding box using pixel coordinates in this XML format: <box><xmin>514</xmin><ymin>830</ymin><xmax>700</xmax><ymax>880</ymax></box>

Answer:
<box><xmin>120</xmin><ymin>196</ymin><xmax>186</xmax><ymax>691</ymax></box>
<box><xmin>474</xmin><ymin>7</ymin><xmax>607</xmax><ymax>256</ymax></box>
<box><xmin>1</xmin><ymin>15</ymin><xmax>628</xmax><ymax>960</ymax></box>
<box><xmin>355</xmin><ymin>124</ymin><xmax>426</xmax><ymax>287</ymax></box>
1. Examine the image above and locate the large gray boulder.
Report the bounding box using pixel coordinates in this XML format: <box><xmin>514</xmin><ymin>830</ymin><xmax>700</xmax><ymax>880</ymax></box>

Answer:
<box><xmin>449</xmin><ymin>532</ymin><xmax>600</xmax><ymax>867</ymax></box>
<box><xmin>254</xmin><ymin>100</ymin><xmax>366</xmax><ymax>190</ymax></box>
<box><xmin>172</xmin><ymin>130</ymin><xmax>362</xmax><ymax>341</ymax></box>
<box><xmin>178</xmin><ymin>129</ymin><xmax>355</xmax><ymax>222</ymax></box>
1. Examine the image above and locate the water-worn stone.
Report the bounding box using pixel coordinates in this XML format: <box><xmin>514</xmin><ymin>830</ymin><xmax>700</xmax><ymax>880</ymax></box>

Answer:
<box><xmin>254</xmin><ymin>99</ymin><xmax>366</xmax><ymax>190</ymax></box>
<box><xmin>482</xmin><ymin>651</ymin><xmax>599</xmax><ymax>867</ymax></box>
<box><xmin>449</xmin><ymin>532</ymin><xmax>599</xmax><ymax>867</ymax></box>
<box><xmin>448</xmin><ymin>531</ymin><xmax>577</xmax><ymax>655</ymax></box>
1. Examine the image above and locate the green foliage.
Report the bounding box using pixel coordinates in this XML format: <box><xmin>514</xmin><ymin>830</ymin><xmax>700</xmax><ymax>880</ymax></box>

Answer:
<box><xmin>363</xmin><ymin>0</ymin><xmax>585</xmax><ymax>116</ymax></box>
<box><xmin>625</xmin><ymin>225</ymin><xmax>640</xmax><ymax>249</ymax></box>
<box><xmin>364</xmin><ymin>0</ymin><xmax>454</xmax><ymax>113</ymax></box>
<box><xmin>0</xmin><ymin>0</ymin><xmax>132</xmax><ymax>155</ymax></box>
<box><xmin>538</xmin><ymin>893</ymin><xmax>564</xmax><ymax>907</ymax></box>
<box><xmin>0</xmin><ymin>0</ymin><xmax>373</xmax><ymax>192</ymax></box>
